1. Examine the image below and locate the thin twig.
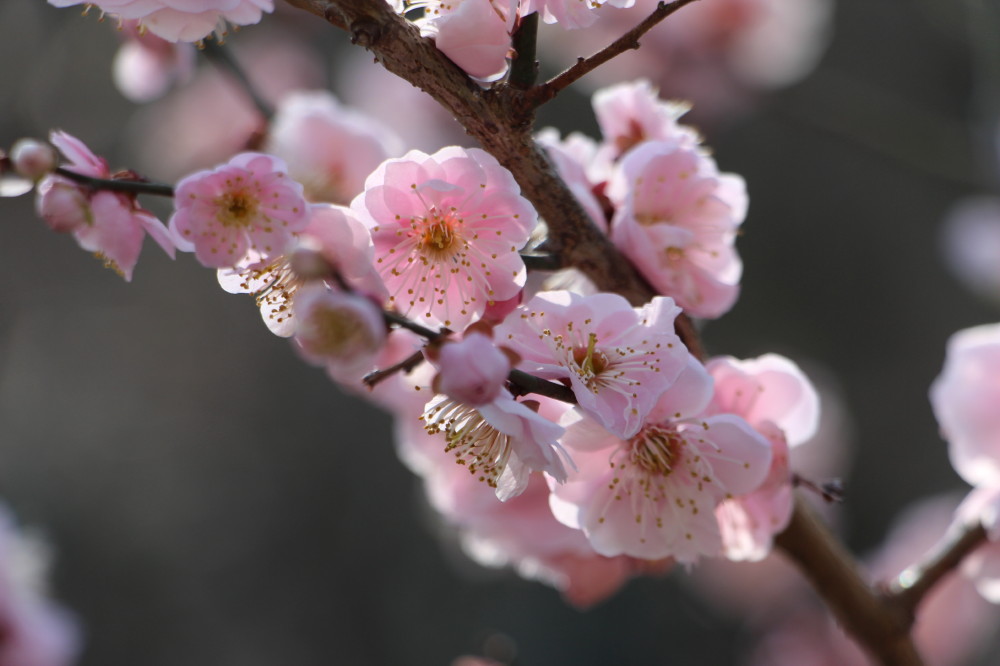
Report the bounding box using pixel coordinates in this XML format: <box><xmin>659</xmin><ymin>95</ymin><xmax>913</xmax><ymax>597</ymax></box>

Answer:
<box><xmin>54</xmin><ymin>167</ymin><xmax>174</xmax><ymax>197</ymax></box>
<box><xmin>509</xmin><ymin>369</ymin><xmax>577</xmax><ymax>403</ymax></box>
<box><xmin>888</xmin><ymin>522</ymin><xmax>988</xmax><ymax>618</ymax></box>
<box><xmin>202</xmin><ymin>40</ymin><xmax>275</xmax><ymax>120</ymax></box>
<box><xmin>527</xmin><ymin>0</ymin><xmax>701</xmax><ymax>107</ymax></box>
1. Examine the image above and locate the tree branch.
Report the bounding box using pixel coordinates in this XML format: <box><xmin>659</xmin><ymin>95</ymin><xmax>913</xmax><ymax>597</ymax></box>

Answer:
<box><xmin>888</xmin><ymin>522</ymin><xmax>988</xmax><ymax>618</ymax></box>
<box><xmin>283</xmin><ymin>3</ymin><xmax>929</xmax><ymax>662</ymax></box>
<box><xmin>527</xmin><ymin>0</ymin><xmax>701</xmax><ymax>107</ymax></box>
<box><xmin>54</xmin><ymin>167</ymin><xmax>175</xmax><ymax>197</ymax></box>
<box><xmin>775</xmin><ymin>497</ymin><xmax>924</xmax><ymax>666</ymax></box>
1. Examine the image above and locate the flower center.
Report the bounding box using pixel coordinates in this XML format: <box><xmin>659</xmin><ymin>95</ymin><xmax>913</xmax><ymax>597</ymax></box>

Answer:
<box><xmin>216</xmin><ymin>189</ymin><xmax>259</xmax><ymax>228</ymax></box>
<box><xmin>423</xmin><ymin>398</ymin><xmax>511</xmax><ymax>488</ymax></box>
<box><xmin>416</xmin><ymin>209</ymin><xmax>461</xmax><ymax>259</ymax></box>
<box><xmin>627</xmin><ymin>425</ymin><xmax>681</xmax><ymax>477</ymax></box>
<box><xmin>571</xmin><ymin>333</ymin><xmax>610</xmax><ymax>386</ymax></box>
<box><xmin>308</xmin><ymin>305</ymin><xmax>372</xmax><ymax>358</ymax></box>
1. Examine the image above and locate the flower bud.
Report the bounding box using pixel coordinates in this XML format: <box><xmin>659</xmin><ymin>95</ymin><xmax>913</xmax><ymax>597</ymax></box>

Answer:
<box><xmin>432</xmin><ymin>332</ymin><xmax>512</xmax><ymax>406</ymax></box>
<box><xmin>10</xmin><ymin>139</ymin><xmax>57</xmax><ymax>181</ymax></box>
<box><xmin>35</xmin><ymin>178</ymin><xmax>90</xmax><ymax>233</ymax></box>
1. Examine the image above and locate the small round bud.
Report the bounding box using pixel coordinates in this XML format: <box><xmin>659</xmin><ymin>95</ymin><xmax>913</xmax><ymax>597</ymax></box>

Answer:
<box><xmin>10</xmin><ymin>139</ymin><xmax>57</xmax><ymax>181</ymax></box>
<box><xmin>36</xmin><ymin>179</ymin><xmax>89</xmax><ymax>233</ymax></box>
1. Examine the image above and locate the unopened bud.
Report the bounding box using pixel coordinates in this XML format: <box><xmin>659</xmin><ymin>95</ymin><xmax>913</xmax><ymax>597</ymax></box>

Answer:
<box><xmin>36</xmin><ymin>179</ymin><xmax>89</xmax><ymax>233</ymax></box>
<box><xmin>11</xmin><ymin>139</ymin><xmax>57</xmax><ymax>181</ymax></box>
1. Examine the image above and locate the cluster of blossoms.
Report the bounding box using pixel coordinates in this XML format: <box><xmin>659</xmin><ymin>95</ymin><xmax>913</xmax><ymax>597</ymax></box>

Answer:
<box><xmin>6</xmin><ymin>75</ymin><xmax>822</xmax><ymax>604</ymax></box>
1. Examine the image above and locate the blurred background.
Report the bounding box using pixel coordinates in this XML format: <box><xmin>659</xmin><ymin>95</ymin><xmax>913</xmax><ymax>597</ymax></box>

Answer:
<box><xmin>1</xmin><ymin>0</ymin><xmax>1000</xmax><ymax>664</ymax></box>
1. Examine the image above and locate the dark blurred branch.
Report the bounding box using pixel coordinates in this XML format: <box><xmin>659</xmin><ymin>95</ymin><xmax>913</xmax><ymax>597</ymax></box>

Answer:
<box><xmin>776</xmin><ymin>497</ymin><xmax>924</xmax><ymax>666</ymax></box>
<box><xmin>202</xmin><ymin>40</ymin><xmax>275</xmax><ymax>120</ymax></box>
<box><xmin>888</xmin><ymin>522</ymin><xmax>988</xmax><ymax>617</ymax></box>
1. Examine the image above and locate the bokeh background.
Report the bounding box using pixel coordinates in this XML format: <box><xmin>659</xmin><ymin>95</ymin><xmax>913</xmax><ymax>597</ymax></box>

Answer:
<box><xmin>1</xmin><ymin>0</ymin><xmax>1000</xmax><ymax>664</ymax></box>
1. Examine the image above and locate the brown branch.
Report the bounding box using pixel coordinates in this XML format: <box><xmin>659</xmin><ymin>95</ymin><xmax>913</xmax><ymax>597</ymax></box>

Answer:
<box><xmin>527</xmin><ymin>0</ymin><xmax>702</xmax><ymax>107</ymax></box>
<box><xmin>775</xmin><ymin>497</ymin><xmax>924</xmax><ymax>666</ymax></box>
<box><xmin>887</xmin><ymin>522</ymin><xmax>989</xmax><ymax>617</ymax></box>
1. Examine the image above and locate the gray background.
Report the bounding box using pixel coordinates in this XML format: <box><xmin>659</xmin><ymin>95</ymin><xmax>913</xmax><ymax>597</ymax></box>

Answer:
<box><xmin>1</xmin><ymin>0</ymin><xmax>998</xmax><ymax>664</ymax></box>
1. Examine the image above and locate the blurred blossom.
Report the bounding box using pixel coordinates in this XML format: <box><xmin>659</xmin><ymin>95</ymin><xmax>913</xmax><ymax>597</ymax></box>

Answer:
<box><xmin>940</xmin><ymin>196</ymin><xmax>1000</xmax><ymax>304</ymax></box>
<box><xmin>538</xmin><ymin>0</ymin><xmax>832</xmax><ymax>124</ymax></box>
<box><xmin>111</xmin><ymin>20</ymin><xmax>196</xmax><ymax>103</ymax></box>
<box><xmin>336</xmin><ymin>49</ymin><xmax>466</xmax><ymax>152</ymax></box>
<box><xmin>265</xmin><ymin>90</ymin><xmax>403</xmax><ymax>204</ymax></box>
<box><xmin>0</xmin><ymin>506</ymin><xmax>79</xmax><ymax>666</ymax></box>
<box><xmin>930</xmin><ymin>323</ymin><xmax>1000</xmax><ymax>488</ymax></box>
<box><xmin>127</xmin><ymin>30</ymin><xmax>324</xmax><ymax>180</ymax></box>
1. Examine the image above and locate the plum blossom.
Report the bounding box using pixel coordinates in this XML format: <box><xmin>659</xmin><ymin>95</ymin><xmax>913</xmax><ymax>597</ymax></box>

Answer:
<box><xmin>495</xmin><ymin>291</ymin><xmax>689</xmax><ymax>439</ymax></box>
<box><xmin>35</xmin><ymin>131</ymin><xmax>176</xmax><ymax>281</ymax></box>
<box><xmin>170</xmin><ymin>152</ymin><xmax>310</xmax><ymax>269</ymax></box>
<box><xmin>217</xmin><ymin>203</ymin><xmax>385</xmax><ymax>337</ymax></box>
<box><xmin>592</xmin><ymin>80</ymin><xmax>700</xmax><ymax>161</ymax></box>
<box><xmin>265</xmin><ymin>91</ymin><xmax>402</xmax><ymax>204</ymax></box>
<box><xmin>421</xmin><ymin>390</ymin><xmax>569</xmax><ymax>501</ymax></box>
<box><xmin>292</xmin><ymin>283</ymin><xmax>387</xmax><ymax>384</ymax></box>
<box><xmin>549</xmin><ymin>359</ymin><xmax>772</xmax><ymax>561</ymax></box>
<box><xmin>352</xmin><ymin>147</ymin><xmax>537</xmax><ymax>330</ymax></box>
<box><xmin>47</xmin><ymin>0</ymin><xmax>274</xmax><ymax>43</ymax></box>
<box><xmin>416</xmin><ymin>0</ymin><xmax>513</xmax><ymax>82</ymax></box>
<box><xmin>706</xmin><ymin>354</ymin><xmax>820</xmax><ymax>561</ymax></box>
<box><xmin>607</xmin><ymin>139</ymin><xmax>747</xmax><ymax>318</ymax></box>
<box><xmin>930</xmin><ymin>323</ymin><xmax>1000</xmax><ymax>487</ymax></box>
<box><xmin>429</xmin><ymin>331</ymin><xmax>513</xmax><ymax>407</ymax></box>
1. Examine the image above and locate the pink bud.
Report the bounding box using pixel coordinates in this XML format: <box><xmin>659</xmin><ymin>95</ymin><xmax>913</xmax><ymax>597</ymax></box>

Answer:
<box><xmin>10</xmin><ymin>138</ymin><xmax>57</xmax><ymax>181</ymax></box>
<box><xmin>35</xmin><ymin>178</ymin><xmax>89</xmax><ymax>233</ymax></box>
<box><xmin>293</xmin><ymin>284</ymin><xmax>387</xmax><ymax>383</ymax></box>
<box><xmin>432</xmin><ymin>332</ymin><xmax>512</xmax><ymax>406</ymax></box>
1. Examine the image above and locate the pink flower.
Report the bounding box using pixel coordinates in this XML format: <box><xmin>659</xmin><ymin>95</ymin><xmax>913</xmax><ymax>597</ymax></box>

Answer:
<box><xmin>607</xmin><ymin>139</ymin><xmax>747</xmax><ymax>318</ymax></box>
<box><xmin>494</xmin><ymin>291</ymin><xmax>689</xmax><ymax>439</ymax></box>
<box><xmin>430</xmin><ymin>332</ymin><xmax>513</xmax><ymax>406</ymax></box>
<box><xmin>421</xmin><ymin>390</ymin><xmax>569</xmax><ymax>500</ymax></box>
<box><xmin>47</xmin><ymin>0</ymin><xmax>274</xmax><ymax>42</ymax></box>
<box><xmin>549</xmin><ymin>359</ymin><xmax>773</xmax><ymax>561</ymax></box>
<box><xmin>705</xmin><ymin>354</ymin><xmax>820</xmax><ymax>561</ymax></box>
<box><xmin>35</xmin><ymin>131</ymin><xmax>175</xmax><ymax>281</ymax></box>
<box><xmin>930</xmin><ymin>323</ymin><xmax>1000</xmax><ymax>487</ymax></box>
<box><xmin>170</xmin><ymin>152</ymin><xmax>310</xmax><ymax>269</ymax></box>
<box><xmin>292</xmin><ymin>283</ymin><xmax>387</xmax><ymax>385</ymax></box>
<box><xmin>418</xmin><ymin>0</ymin><xmax>513</xmax><ymax>82</ymax></box>
<box><xmin>352</xmin><ymin>147</ymin><xmax>537</xmax><ymax>330</ymax></box>
<box><xmin>217</xmin><ymin>203</ymin><xmax>385</xmax><ymax>337</ymax></box>
<box><xmin>592</xmin><ymin>80</ymin><xmax>700</xmax><ymax>161</ymax></box>
<box><xmin>265</xmin><ymin>91</ymin><xmax>402</xmax><ymax>204</ymax></box>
